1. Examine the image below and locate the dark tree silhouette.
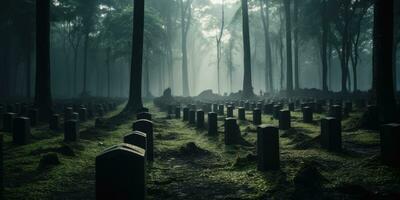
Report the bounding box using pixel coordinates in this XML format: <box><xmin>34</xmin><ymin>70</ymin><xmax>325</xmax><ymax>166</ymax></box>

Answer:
<box><xmin>284</xmin><ymin>0</ymin><xmax>293</xmax><ymax>93</ymax></box>
<box><xmin>125</xmin><ymin>0</ymin><xmax>145</xmax><ymax>112</ymax></box>
<box><xmin>259</xmin><ymin>0</ymin><xmax>273</xmax><ymax>93</ymax></box>
<box><xmin>241</xmin><ymin>0</ymin><xmax>254</xmax><ymax>98</ymax></box>
<box><xmin>320</xmin><ymin>0</ymin><xmax>330</xmax><ymax>92</ymax></box>
<box><xmin>293</xmin><ymin>0</ymin><xmax>299</xmax><ymax>90</ymax></box>
<box><xmin>179</xmin><ymin>0</ymin><xmax>193</xmax><ymax>97</ymax></box>
<box><xmin>35</xmin><ymin>0</ymin><xmax>53</xmax><ymax>120</ymax></box>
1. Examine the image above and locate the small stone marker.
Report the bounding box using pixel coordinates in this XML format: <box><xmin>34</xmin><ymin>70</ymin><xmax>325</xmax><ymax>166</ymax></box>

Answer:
<box><xmin>50</xmin><ymin>114</ymin><xmax>60</xmax><ymax>130</ymax></box>
<box><xmin>238</xmin><ymin>107</ymin><xmax>246</xmax><ymax>120</ymax></box>
<box><xmin>13</xmin><ymin>117</ymin><xmax>31</xmax><ymax>145</ymax></box>
<box><xmin>227</xmin><ymin>106</ymin><xmax>234</xmax><ymax>118</ymax></box>
<box><xmin>380</xmin><ymin>124</ymin><xmax>400</xmax><ymax>167</ymax></box>
<box><xmin>208</xmin><ymin>112</ymin><xmax>218</xmax><ymax>135</ymax></box>
<box><xmin>189</xmin><ymin>110</ymin><xmax>196</xmax><ymax>125</ymax></box>
<box><xmin>196</xmin><ymin>110</ymin><xmax>205</xmax><ymax>128</ymax></box>
<box><xmin>183</xmin><ymin>107</ymin><xmax>189</xmax><ymax>121</ymax></box>
<box><xmin>302</xmin><ymin>107</ymin><xmax>313</xmax><ymax>123</ymax></box>
<box><xmin>64</xmin><ymin>120</ymin><xmax>79</xmax><ymax>142</ymax></box>
<box><xmin>96</xmin><ymin>144</ymin><xmax>146</xmax><ymax>200</ymax></box>
<box><xmin>2</xmin><ymin>113</ymin><xmax>16</xmax><ymax>132</ymax></box>
<box><xmin>124</xmin><ymin>131</ymin><xmax>147</xmax><ymax>150</ymax></box>
<box><xmin>329</xmin><ymin>105</ymin><xmax>342</xmax><ymax>121</ymax></box>
<box><xmin>320</xmin><ymin>117</ymin><xmax>342</xmax><ymax>152</ymax></box>
<box><xmin>263</xmin><ymin>103</ymin><xmax>273</xmax><ymax>115</ymax></box>
<box><xmin>288</xmin><ymin>103</ymin><xmax>295</xmax><ymax>111</ymax></box>
<box><xmin>137</xmin><ymin>112</ymin><xmax>152</xmax><ymax>121</ymax></box>
<box><xmin>273</xmin><ymin>105</ymin><xmax>282</xmax><ymax>119</ymax></box>
<box><xmin>212</xmin><ymin>104</ymin><xmax>218</xmax><ymax>113</ymax></box>
<box><xmin>253</xmin><ymin>108</ymin><xmax>262</xmax><ymax>125</ymax></box>
<box><xmin>244</xmin><ymin>102</ymin><xmax>250</xmax><ymax>111</ymax></box>
<box><xmin>257</xmin><ymin>125</ymin><xmax>280</xmax><ymax>171</ymax></box>
<box><xmin>175</xmin><ymin>106</ymin><xmax>181</xmax><ymax>119</ymax></box>
<box><xmin>218</xmin><ymin>104</ymin><xmax>224</xmax><ymax>115</ymax></box>
<box><xmin>64</xmin><ymin>107</ymin><xmax>73</xmax><ymax>121</ymax></box>
<box><xmin>279</xmin><ymin>110</ymin><xmax>291</xmax><ymax>130</ymax></box>
<box><xmin>78</xmin><ymin>108</ymin><xmax>88</xmax><ymax>122</ymax></box>
<box><xmin>133</xmin><ymin>119</ymin><xmax>154</xmax><ymax>161</ymax></box>
<box><xmin>224</xmin><ymin>118</ymin><xmax>241</xmax><ymax>145</ymax></box>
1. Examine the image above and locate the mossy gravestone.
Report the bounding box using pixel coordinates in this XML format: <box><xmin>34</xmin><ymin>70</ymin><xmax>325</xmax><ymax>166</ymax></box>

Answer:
<box><xmin>320</xmin><ymin>117</ymin><xmax>342</xmax><ymax>152</ymax></box>
<box><xmin>257</xmin><ymin>125</ymin><xmax>280</xmax><ymax>171</ymax></box>
<box><xmin>208</xmin><ymin>112</ymin><xmax>218</xmax><ymax>135</ymax></box>
<box><xmin>273</xmin><ymin>105</ymin><xmax>282</xmax><ymax>119</ymax></box>
<box><xmin>136</xmin><ymin>112</ymin><xmax>152</xmax><ymax>121</ymax></box>
<box><xmin>175</xmin><ymin>106</ymin><xmax>181</xmax><ymax>119</ymax></box>
<box><xmin>238</xmin><ymin>107</ymin><xmax>246</xmax><ymax>120</ymax></box>
<box><xmin>253</xmin><ymin>108</ymin><xmax>262</xmax><ymax>125</ymax></box>
<box><xmin>224</xmin><ymin>118</ymin><xmax>241</xmax><ymax>145</ymax></box>
<box><xmin>218</xmin><ymin>104</ymin><xmax>224</xmax><ymax>116</ymax></box>
<box><xmin>189</xmin><ymin>110</ymin><xmax>196</xmax><ymax>125</ymax></box>
<box><xmin>212</xmin><ymin>104</ymin><xmax>218</xmax><ymax>113</ymax></box>
<box><xmin>302</xmin><ymin>107</ymin><xmax>313</xmax><ymax>123</ymax></box>
<box><xmin>183</xmin><ymin>107</ymin><xmax>189</xmax><ymax>121</ymax></box>
<box><xmin>78</xmin><ymin>108</ymin><xmax>88</xmax><ymax>122</ymax></box>
<box><xmin>380</xmin><ymin>124</ymin><xmax>400</xmax><ymax>167</ymax></box>
<box><xmin>227</xmin><ymin>106</ymin><xmax>234</xmax><ymax>118</ymax></box>
<box><xmin>329</xmin><ymin>105</ymin><xmax>342</xmax><ymax>121</ymax></box>
<box><xmin>49</xmin><ymin>114</ymin><xmax>60</xmax><ymax>130</ymax></box>
<box><xmin>263</xmin><ymin>103</ymin><xmax>273</xmax><ymax>115</ymax></box>
<box><xmin>133</xmin><ymin>119</ymin><xmax>154</xmax><ymax>162</ymax></box>
<box><xmin>64</xmin><ymin>120</ymin><xmax>79</xmax><ymax>142</ymax></box>
<box><xmin>279</xmin><ymin>110</ymin><xmax>291</xmax><ymax>130</ymax></box>
<box><xmin>196</xmin><ymin>110</ymin><xmax>205</xmax><ymax>129</ymax></box>
<box><xmin>13</xmin><ymin>117</ymin><xmax>30</xmax><ymax>145</ymax></box>
<box><xmin>96</xmin><ymin>144</ymin><xmax>146</xmax><ymax>200</ymax></box>
<box><xmin>64</xmin><ymin>107</ymin><xmax>73</xmax><ymax>121</ymax></box>
<box><xmin>124</xmin><ymin>131</ymin><xmax>147</xmax><ymax>150</ymax></box>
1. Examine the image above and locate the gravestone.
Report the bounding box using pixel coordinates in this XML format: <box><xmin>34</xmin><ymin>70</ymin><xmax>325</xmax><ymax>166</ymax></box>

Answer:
<box><xmin>224</xmin><ymin>118</ymin><xmax>241</xmax><ymax>145</ymax></box>
<box><xmin>253</xmin><ymin>108</ymin><xmax>262</xmax><ymax>125</ymax></box>
<box><xmin>175</xmin><ymin>106</ymin><xmax>181</xmax><ymax>119</ymax></box>
<box><xmin>244</xmin><ymin>102</ymin><xmax>250</xmax><ymax>111</ymax></box>
<box><xmin>196</xmin><ymin>110</ymin><xmax>205</xmax><ymax>128</ymax></box>
<box><xmin>78</xmin><ymin>108</ymin><xmax>88</xmax><ymax>122</ymax></box>
<box><xmin>133</xmin><ymin>119</ymin><xmax>154</xmax><ymax>161</ymax></box>
<box><xmin>64</xmin><ymin>107</ymin><xmax>73</xmax><ymax>121</ymax></box>
<box><xmin>72</xmin><ymin>112</ymin><xmax>79</xmax><ymax>121</ymax></box>
<box><xmin>273</xmin><ymin>105</ymin><xmax>282</xmax><ymax>119</ymax></box>
<box><xmin>227</xmin><ymin>106</ymin><xmax>234</xmax><ymax>118</ymax></box>
<box><xmin>64</xmin><ymin>120</ymin><xmax>79</xmax><ymax>142</ymax></box>
<box><xmin>257</xmin><ymin>125</ymin><xmax>280</xmax><ymax>171</ymax></box>
<box><xmin>320</xmin><ymin>117</ymin><xmax>342</xmax><ymax>152</ymax></box>
<box><xmin>329</xmin><ymin>105</ymin><xmax>342</xmax><ymax>121</ymax></box>
<box><xmin>13</xmin><ymin>117</ymin><xmax>30</xmax><ymax>145</ymax></box>
<box><xmin>183</xmin><ymin>107</ymin><xmax>189</xmax><ymax>121</ymax></box>
<box><xmin>96</xmin><ymin>144</ymin><xmax>146</xmax><ymax>200</ymax></box>
<box><xmin>380</xmin><ymin>124</ymin><xmax>400</xmax><ymax>167</ymax></box>
<box><xmin>238</xmin><ymin>107</ymin><xmax>246</xmax><ymax>120</ymax></box>
<box><xmin>212</xmin><ymin>104</ymin><xmax>218</xmax><ymax>113</ymax></box>
<box><xmin>263</xmin><ymin>103</ymin><xmax>273</xmax><ymax>115</ymax></box>
<box><xmin>167</xmin><ymin>105</ymin><xmax>173</xmax><ymax>116</ymax></box>
<box><xmin>257</xmin><ymin>102</ymin><xmax>263</xmax><ymax>110</ymax></box>
<box><xmin>288</xmin><ymin>103</ymin><xmax>295</xmax><ymax>112</ymax></box>
<box><xmin>2</xmin><ymin>113</ymin><xmax>16</xmax><ymax>132</ymax></box>
<box><xmin>208</xmin><ymin>112</ymin><xmax>218</xmax><ymax>135</ymax></box>
<box><xmin>302</xmin><ymin>107</ymin><xmax>313</xmax><ymax>123</ymax></box>
<box><xmin>189</xmin><ymin>110</ymin><xmax>196</xmax><ymax>125</ymax></box>
<box><xmin>218</xmin><ymin>104</ymin><xmax>224</xmax><ymax>115</ymax></box>
<box><xmin>137</xmin><ymin>112</ymin><xmax>152</xmax><ymax>121</ymax></box>
<box><xmin>124</xmin><ymin>131</ymin><xmax>147</xmax><ymax>150</ymax></box>
<box><xmin>28</xmin><ymin>108</ymin><xmax>38</xmax><ymax>126</ymax></box>
<box><xmin>6</xmin><ymin>104</ymin><xmax>14</xmax><ymax>113</ymax></box>
<box><xmin>50</xmin><ymin>114</ymin><xmax>60</xmax><ymax>130</ymax></box>
<box><xmin>279</xmin><ymin>110</ymin><xmax>291</xmax><ymax>130</ymax></box>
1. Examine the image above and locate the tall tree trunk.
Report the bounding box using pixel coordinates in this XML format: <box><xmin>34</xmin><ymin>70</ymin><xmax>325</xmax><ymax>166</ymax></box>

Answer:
<box><xmin>293</xmin><ymin>0</ymin><xmax>299</xmax><ymax>90</ymax></box>
<box><xmin>82</xmin><ymin>33</ymin><xmax>89</xmax><ymax>96</ymax></box>
<box><xmin>35</xmin><ymin>0</ymin><xmax>53</xmax><ymax>120</ymax></box>
<box><xmin>260</xmin><ymin>0</ymin><xmax>273</xmax><ymax>93</ymax></box>
<box><xmin>279</xmin><ymin>13</ymin><xmax>285</xmax><ymax>90</ymax></box>
<box><xmin>321</xmin><ymin>0</ymin><xmax>329</xmax><ymax>92</ymax></box>
<box><xmin>125</xmin><ymin>0</ymin><xmax>144</xmax><ymax>112</ymax></box>
<box><xmin>373</xmin><ymin>0</ymin><xmax>396</xmax><ymax>123</ymax></box>
<box><xmin>241</xmin><ymin>0</ymin><xmax>254</xmax><ymax>98</ymax></box>
<box><xmin>284</xmin><ymin>0</ymin><xmax>293</xmax><ymax>93</ymax></box>
<box><xmin>180</xmin><ymin>0</ymin><xmax>192</xmax><ymax>97</ymax></box>
<box><xmin>26</xmin><ymin>43</ymin><xmax>32</xmax><ymax>98</ymax></box>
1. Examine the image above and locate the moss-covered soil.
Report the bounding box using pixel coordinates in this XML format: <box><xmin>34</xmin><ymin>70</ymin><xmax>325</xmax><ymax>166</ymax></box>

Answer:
<box><xmin>2</xmin><ymin>102</ymin><xmax>400</xmax><ymax>199</ymax></box>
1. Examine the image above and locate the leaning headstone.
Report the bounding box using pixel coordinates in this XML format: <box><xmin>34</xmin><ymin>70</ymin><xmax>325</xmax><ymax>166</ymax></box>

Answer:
<box><xmin>2</xmin><ymin>113</ymin><xmax>16</xmax><ymax>132</ymax></box>
<box><xmin>124</xmin><ymin>131</ymin><xmax>147</xmax><ymax>150</ymax></box>
<box><xmin>380</xmin><ymin>124</ymin><xmax>400</xmax><ymax>167</ymax></box>
<box><xmin>227</xmin><ymin>106</ymin><xmax>234</xmax><ymax>118</ymax></box>
<box><xmin>137</xmin><ymin>112</ymin><xmax>152</xmax><ymax>121</ymax></box>
<box><xmin>28</xmin><ymin>108</ymin><xmax>38</xmax><ymax>126</ymax></box>
<box><xmin>175</xmin><ymin>106</ymin><xmax>181</xmax><ymax>119</ymax></box>
<box><xmin>13</xmin><ymin>117</ymin><xmax>31</xmax><ymax>145</ymax></box>
<box><xmin>224</xmin><ymin>118</ymin><xmax>241</xmax><ymax>145</ymax></box>
<box><xmin>208</xmin><ymin>112</ymin><xmax>218</xmax><ymax>135</ymax></box>
<box><xmin>320</xmin><ymin>117</ymin><xmax>342</xmax><ymax>152</ymax></box>
<box><xmin>49</xmin><ymin>114</ymin><xmax>60</xmax><ymax>130</ymax></box>
<box><xmin>183</xmin><ymin>107</ymin><xmax>189</xmax><ymax>121</ymax></box>
<box><xmin>189</xmin><ymin>110</ymin><xmax>196</xmax><ymax>125</ymax></box>
<box><xmin>253</xmin><ymin>108</ymin><xmax>262</xmax><ymax>125</ymax></box>
<box><xmin>238</xmin><ymin>107</ymin><xmax>246</xmax><ymax>120</ymax></box>
<box><xmin>78</xmin><ymin>108</ymin><xmax>88</xmax><ymax>122</ymax></box>
<box><xmin>133</xmin><ymin>119</ymin><xmax>154</xmax><ymax>161</ymax></box>
<box><xmin>64</xmin><ymin>120</ymin><xmax>79</xmax><ymax>142</ymax></box>
<box><xmin>279</xmin><ymin>110</ymin><xmax>291</xmax><ymax>130</ymax></box>
<box><xmin>302</xmin><ymin>107</ymin><xmax>313</xmax><ymax>123</ymax></box>
<box><xmin>96</xmin><ymin>144</ymin><xmax>146</xmax><ymax>200</ymax></box>
<box><xmin>257</xmin><ymin>125</ymin><xmax>280</xmax><ymax>171</ymax></box>
<box><xmin>218</xmin><ymin>104</ymin><xmax>224</xmax><ymax>116</ymax></box>
<box><xmin>196</xmin><ymin>110</ymin><xmax>205</xmax><ymax>129</ymax></box>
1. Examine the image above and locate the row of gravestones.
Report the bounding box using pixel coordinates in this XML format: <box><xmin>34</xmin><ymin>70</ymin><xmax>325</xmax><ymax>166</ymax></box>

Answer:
<box><xmin>95</xmin><ymin>108</ymin><xmax>154</xmax><ymax>200</ymax></box>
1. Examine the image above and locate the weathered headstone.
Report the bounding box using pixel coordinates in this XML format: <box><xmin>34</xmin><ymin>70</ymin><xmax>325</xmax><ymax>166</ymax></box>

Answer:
<box><xmin>227</xmin><ymin>106</ymin><xmax>234</xmax><ymax>118</ymax></box>
<box><xmin>257</xmin><ymin>125</ymin><xmax>280</xmax><ymax>171</ymax></box>
<box><xmin>124</xmin><ymin>131</ymin><xmax>147</xmax><ymax>150</ymax></box>
<box><xmin>64</xmin><ymin>107</ymin><xmax>73</xmax><ymax>121</ymax></box>
<box><xmin>49</xmin><ymin>114</ymin><xmax>60</xmax><ymax>130</ymax></box>
<box><xmin>189</xmin><ymin>110</ymin><xmax>196</xmax><ymax>125</ymax></box>
<box><xmin>2</xmin><ymin>112</ymin><xmax>16</xmax><ymax>132</ymax></box>
<box><xmin>64</xmin><ymin>120</ymin><xmax>79</xmax><ymax>142</ymax></box>
<box><xmin>244</xmin><ymin>102</ymin><xmax>250</xmax><ymax>111</ymax></box>
<box><xmin>183</xmin><ymin>107</ymin><xmax>189</xmax><ymax>121</ymax></box>
<box><xmin>238</xmin><ymin>107</ymin><xmax>246</xmax><ymax>120</ymax></box>
<box><xmin>329</xmin><ymin>105</ymin><xmax>342</xmax><ymax>121</ymax></box>
<box><xmin>78</xmin><ymin>108</ymin><xmax>88</xmax><ymax>122</ymax></box>
<box><xmin>175</xmin><ymin>106</ymin><xmax>181</xmax><ymax>119</ymax></box>
<box><xmin>263</xmin><ymin>103</ymin><xmax>273</xmax><ymax>115</ymax></box>
<box><xmin>133</xmin><ymin>119</ymin><xmax>154</xmax><ymax>161</ymax></box>
<box><xmin>13</xmin><ymin>117</ymin><xmax>31</xmax><ymax>145</ymax></box>
<box><xmin>273</xmin><ymin>105</ymin><xmax>282</xmax><ymax>119</ymax></box>
<box><xmin>253</xmin><ymin>108</ymin><xmax>262</xmax><ymax>125</ymax></box>
<box><xmin>320</xmin><ymin>117</ymin><xmax>342</xmax><ymax>152</ymax></box>
<box><xmin>208</xmin><ymin>112</ymin><xmax>218</xmax><ymax>135</ymax></box>
<box><xmin>279</xmin><ymin>110</ymin><xmax>291</xmax><ymax>130</ymax></box>
<box><xmin>137</xmin><ymin>112</ymin><xmax>152</xmax><ymax>121</ymax></box>
<box><xmin>196</xmin><ymin>110</ymin><xmax>205</xmax><ymax>128</ymax></box>
<box><xmin>218</xmin><ymin>104</ymin><xmax>224</xmax><ymax>116</ymax></box>
<box><xmin>302</xmin><ymin>107</ymin><xmax>313</xmax><ymax>123</ymax></box>
<box><xmin>224</xmin><ymin>118</ymin><xmax>241</xmax><ymax>145</ymax></box>
<box><xmin>212</xmin><ymin>104</ymin><xmax>218</xmax><ymax>113</ymax></box>
<box><xmin>28</xmin><ymin>108</ymin><xmax>38</xmax><ymax>126</ymax></box>
<box><xmin>380</xmin><ymin>124</ymin><xmax>400</xmax><ymax>167</ymax></box>
<box><xmin>96</xmin><ymin>144</ymin><xmax>146</xmax><ymax>200</ymax></box>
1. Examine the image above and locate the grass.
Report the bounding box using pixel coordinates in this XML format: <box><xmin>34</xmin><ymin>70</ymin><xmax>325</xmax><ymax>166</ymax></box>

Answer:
<box><xmin>2</xmin><ymin>102</ymin><xmax>400</xmax><ymax>199</ymax></box>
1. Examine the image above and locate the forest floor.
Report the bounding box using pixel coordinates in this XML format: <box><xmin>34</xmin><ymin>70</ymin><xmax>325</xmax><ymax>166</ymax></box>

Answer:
<box><xmin>2</xmin><ymin>101</ymin><xmax>400</xmax><ymax>200</ymax></box>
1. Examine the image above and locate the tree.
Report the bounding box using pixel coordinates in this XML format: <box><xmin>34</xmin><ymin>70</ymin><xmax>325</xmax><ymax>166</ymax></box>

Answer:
<box><xmin>35</xmin><ymin>0</ymin><xmax>53</xmax><ymax>120</ymax></box>
<box><xmin>373</xmin><ymin>0</ymin><xmax>396</xmax><ymax>123</ymax></box>
<box><xmin>293</xmin><ymin>0</ymin><xmax>299</xmax><ymax>90</ymax></box>
<box><xmin>125</xmin><ymin>0</ymin><xmax>145</xmax><ymax>112</ymax></box>
<box><xmin>320</xmin><ymin>0</ymin><xmax>330</xmax><ymax>92</ymax></box>
<box><xmin>179</xmin><ymin>0</ymin><xmax>193</xmax><ymax>97</ymax></box>
<box><xmin>241</xmin><ymin>0</ymin><xmax>254</xmax><ymax>98</ymax></box>
<box><xmin>259</xmin><ymin>0</ymin><xmax>273</xmax><ymax>93</ymax></box>
<box><xmin>283</xmin><ymin>0</ymin><xmax>293</xmax><ymax>93</ymax></box>
<box><xmin>216</xmin><ymin>0</ymin><xmax>225</xmax><ymax>95</ymax></box>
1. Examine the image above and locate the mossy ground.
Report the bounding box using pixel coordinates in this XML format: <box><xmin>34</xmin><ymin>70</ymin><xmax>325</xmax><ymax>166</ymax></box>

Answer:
<box><xmin>2</xmin><ymin>102</ymin><xmax>400</xmax><ymax>199</ymax></box>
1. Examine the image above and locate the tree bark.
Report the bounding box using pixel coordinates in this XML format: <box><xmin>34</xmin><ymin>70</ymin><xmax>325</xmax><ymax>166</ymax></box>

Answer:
<box><xmin>293</xmin><ymin>0</ymin><xmax>299</xmax><ymax>90</ymax></box>
<box><xmin>321</xmin><ymin>0</ymin><xmax>329</xmax><ymax>92</ymax></box>
<box><xmin>260</xmin><ymin>0</ymin><xmax>273</xmax><ymax>93</ymax></box>
<box><xmin>284</xmin><ymin>0</ymin><xmax>293</xmax><ymax>93</ymax></box>
<box><xmin>241</xmin><ymin>0</ymin><xmax>254</xmax><ymax>98</ymax></box>
<box><xmin>82</xmin><ymin>33</ymin><xmax>89</xmax><ymax>96</ymax></box>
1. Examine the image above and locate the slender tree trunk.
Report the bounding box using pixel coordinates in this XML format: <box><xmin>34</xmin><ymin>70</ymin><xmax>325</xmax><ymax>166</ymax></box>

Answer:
<box><xmin>82</xmin><ymin>33</ymin><xmax>89</xmax><ymax>96</ymax></box>
<box><xmin>293</xmin><ymin>0</ymin><xmax>299</xmax><ymax>90</ymax></box>
<box><xmin>260</xmin><ymin>0</ymin><xmax>273</xmax><ymax>93</ymax></box>
<box><xmin>125</xmin><ymin>0</ymin><xmax>144</xmax><ymax>112</ymax></box>
<box><xmin>26</xmin><ymin>44</ymin><xmax>32</xmax><ymax>98</ymax></box>
<box><xmin>284</xmin><ymin>0</ymin><xmax>293</xmax><ymax>93</ymax></box>
<box><xmin>35</xmin><ymin>0</ymin><xmax>53</xmax><ymax>120</ymax></box>
<box><xmin>241</xmin><ymin>0</ymin><xmax>254</xmax><ymax>98</ymax></box>
<box><xmin>373</xmin><ymin>0</ymin><xmax>396</xmax><ymax>123</ymax></box>
<box><xmin>321</xmin><ymin>0</ymin><xmax>329</xmax><ymax>92</ymax></box>
<box><xmin>180</xmin><ymin>0</ymin><xmax>191</xmax><ymax>97</ymax></box>
<box><xmin>279</xmin><ymin>13</ymin><xmax>285</xmax><ymax>91</ymax></box>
